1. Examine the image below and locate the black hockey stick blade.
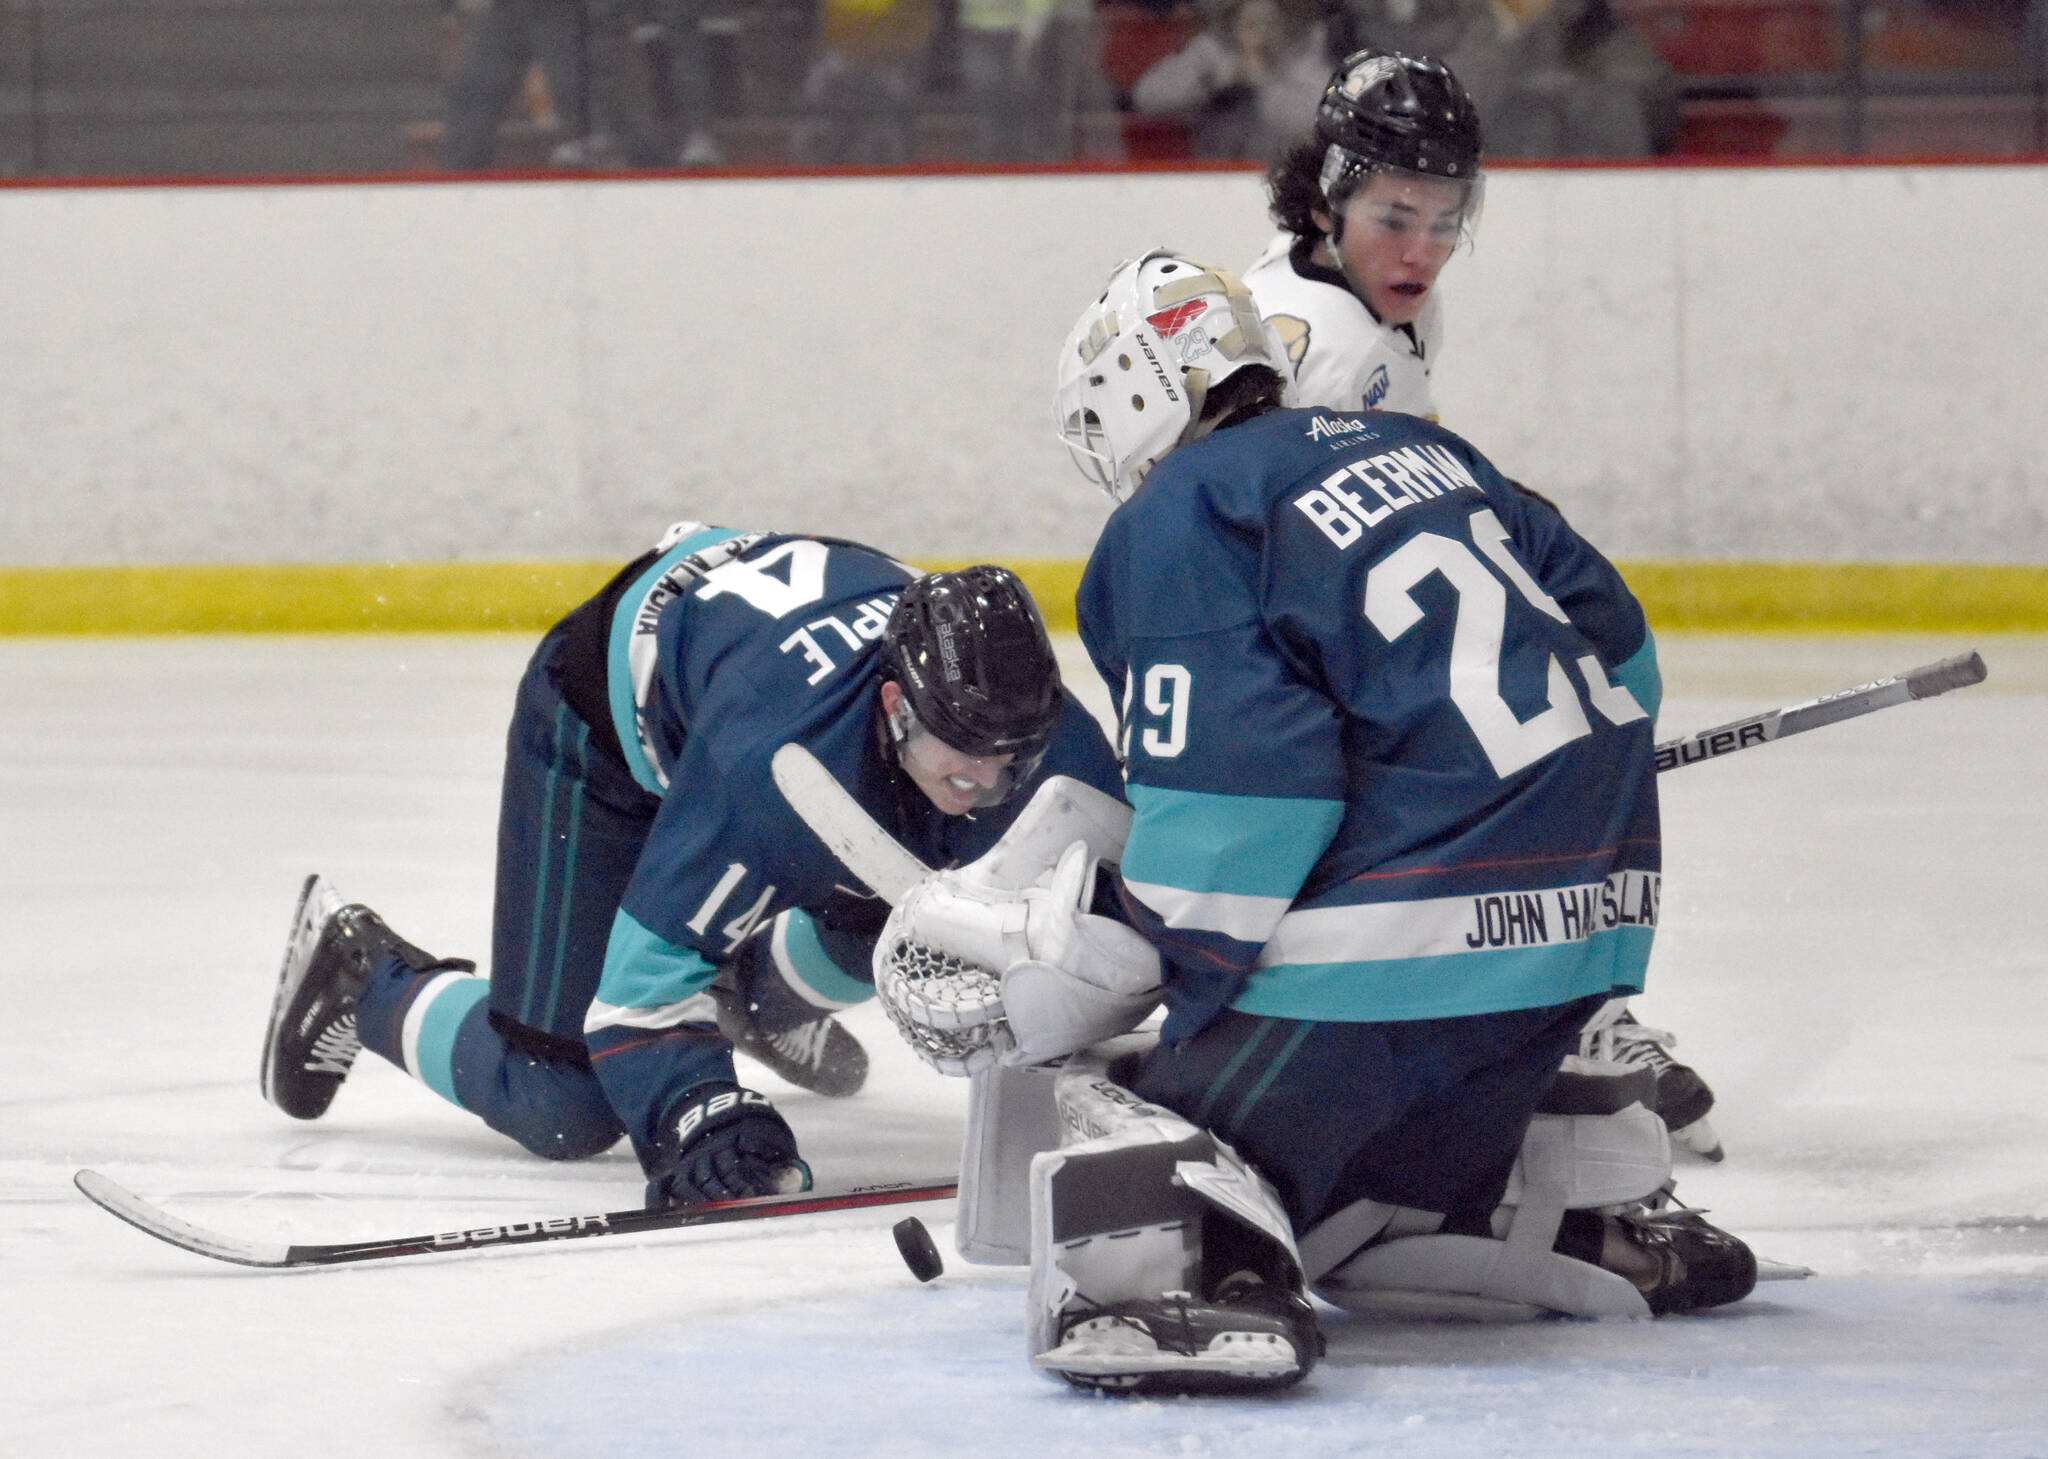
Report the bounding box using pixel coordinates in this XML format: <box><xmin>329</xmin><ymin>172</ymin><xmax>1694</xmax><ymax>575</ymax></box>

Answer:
<box><xmin>74</xmin><ymin>1168</ymin><xmax>956</xmax><ymax>1270</ymax></box>
<box><xmin>1654</xmin><ymin>651</ymin><xmax>1987</xmax><ymax>774</ymax></box>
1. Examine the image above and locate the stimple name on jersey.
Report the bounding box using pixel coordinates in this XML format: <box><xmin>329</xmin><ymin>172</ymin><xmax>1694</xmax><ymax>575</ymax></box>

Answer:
<box><xmin>1293</xmin><ymin>439</ymin><xmax>1484</xmax><ymax>548</ymax></box>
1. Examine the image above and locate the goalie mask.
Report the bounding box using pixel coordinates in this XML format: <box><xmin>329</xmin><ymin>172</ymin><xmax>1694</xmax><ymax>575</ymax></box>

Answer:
<box><xmin>1315</xmin><ymin>48</ymin><xmax>1484</xmax><ymax>242</ymax></box>
<box><xmin>882</xmin><ymin>565</ymin><xmax>1061</xmax><ymax>810</ymax></box>
<box><xmin>1054</xmin><ymin>250</ymin><xmax>1287</xmax><ymax>503</ymax></box>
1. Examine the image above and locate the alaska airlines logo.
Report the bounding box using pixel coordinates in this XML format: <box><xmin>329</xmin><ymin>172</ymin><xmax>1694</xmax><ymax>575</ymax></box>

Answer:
<box><xmin>1146</xmin><ymin>301</ymin><xmax>1208</xmax><ymax>339</ymax></box>
<box><xmin>1360</xmin><ymin>364</ymin><xmax>1391</xmax><ymax>409</ymax></box>
<box><xmin>1307</xmin><ymin>414</ymin><xmax>1371</xmax><ymax>441</ymax></box>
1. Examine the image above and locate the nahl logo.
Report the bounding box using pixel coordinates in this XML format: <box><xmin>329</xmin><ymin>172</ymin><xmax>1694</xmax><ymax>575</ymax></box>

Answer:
<box><xmin>1360</xmin><ymin>364</ymin><xmax>1391</xmax><ymax>409</ymax></box>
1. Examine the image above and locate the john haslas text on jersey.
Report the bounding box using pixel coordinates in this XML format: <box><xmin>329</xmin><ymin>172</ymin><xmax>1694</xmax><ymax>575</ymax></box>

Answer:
<box><xmin>1465</xmin><ymin>870</ymin><xmax>1660</xmax><ymax>951</ymax></box>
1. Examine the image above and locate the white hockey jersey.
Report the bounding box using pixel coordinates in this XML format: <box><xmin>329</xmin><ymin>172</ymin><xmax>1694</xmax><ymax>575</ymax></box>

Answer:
<box><xmin>1242</xmin><ymin>230</ymin><xmax>1443</xmax><ymax>421</ymax></box>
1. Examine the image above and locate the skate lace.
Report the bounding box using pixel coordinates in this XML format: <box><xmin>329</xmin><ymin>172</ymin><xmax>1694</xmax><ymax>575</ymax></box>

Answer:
<box><xmin>767</xmin><ymin>1017</ymin><xmax>834</xmax><ymax>1072</ymax></box>
<box><xmin>1586</xmin><ymin>1018</ymin><xmax>1679</xmax><ymax>1071</ymax></box>
<box><xmin>304</xmin><ymin>1013</ymin><xmax>360</xmax><ymax>1076</ymax></box>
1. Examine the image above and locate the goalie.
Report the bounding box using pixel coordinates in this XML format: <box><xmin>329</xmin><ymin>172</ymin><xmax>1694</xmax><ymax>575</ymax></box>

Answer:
<box><xmin>867</xmin><ymin>251</ymin><xmax>1757</xmax><ymax>1396</ymax></box>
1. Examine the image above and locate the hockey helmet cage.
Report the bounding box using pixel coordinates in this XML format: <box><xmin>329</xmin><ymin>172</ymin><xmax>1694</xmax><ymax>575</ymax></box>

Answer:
<box><xmin>1315</xmin><ymin>49</ymin><xmax>1483</xmax><ymax>211</ymax></box>
<box><xmin>883</xmin><ymin>565</ymin><xmax>1062</xmax><ymax>768</ymax></box>
<box><xmin>1054</xmin><ymin>249</ymin><xmax>1286</xmax><ymax>502</ymax></box>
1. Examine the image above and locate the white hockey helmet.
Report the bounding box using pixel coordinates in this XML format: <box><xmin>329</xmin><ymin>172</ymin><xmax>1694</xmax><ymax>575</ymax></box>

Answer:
<box><xmin>1053</xmin><ymin>249</ymin><xmax>1286</xmax><ymax>503</ymax></box>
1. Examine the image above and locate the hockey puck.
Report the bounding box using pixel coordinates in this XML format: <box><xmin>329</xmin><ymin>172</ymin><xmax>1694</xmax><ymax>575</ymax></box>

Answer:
<box><xmin>892</xmin><ymin>1216</ymin><xmax>943</xmax><ymax>1283</ymax></box>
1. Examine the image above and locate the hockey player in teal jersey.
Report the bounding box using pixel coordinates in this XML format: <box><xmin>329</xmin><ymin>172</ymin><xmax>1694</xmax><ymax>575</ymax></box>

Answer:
<box><xmin>1254</xmin><ymin>45</ymin><xmax>1725</xmax><ymax>1159</ymax></box>
<box><xmin>257</xmin><ymin>536</ymin><xmax>1121</xmax><ymax>1210</ymax></box>
<box><xmin>1004</xmin><ymin>251</ymin><xmax>1755</xmax><ymax>1392</ymax></box>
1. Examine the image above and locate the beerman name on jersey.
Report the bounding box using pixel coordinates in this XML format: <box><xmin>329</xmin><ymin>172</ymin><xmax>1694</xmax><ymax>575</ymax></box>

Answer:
<box><xmin>1292</xmin><ymin>429</ymin><xmax>1484</xmax><ymax>546</ymax></box>
<box><xmin>1077</xmin><ymin>407</ymin><xmax>1663</xmax><ymax>1038</ymax></box>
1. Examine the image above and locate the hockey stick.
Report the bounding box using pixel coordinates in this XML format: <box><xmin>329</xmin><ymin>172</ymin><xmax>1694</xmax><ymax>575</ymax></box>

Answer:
<box><xmin>73</xmin><ymin>1167</ymin><xmax>955</xmax><ymax>1270</ymax></box>
<box><xmin>771</xmin><ymin>742</ymin><xmax>929</xmax><ymax>903</ymax></box>
<box><xmin>773</xmin><ymin>653</ymin><xmax>1990</xmax><ymax>902</ymax></box>
<box><xmin>1652</xmin><ymin>651</ymin><xmax>1986</xmax><ymax>773</ymax></box>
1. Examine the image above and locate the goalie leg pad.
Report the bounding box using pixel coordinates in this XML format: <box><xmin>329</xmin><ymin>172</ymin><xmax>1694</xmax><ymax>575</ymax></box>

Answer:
<box><xmin>1314</xmin><ymin>1231</ymin><xmax>1652</xmax><ymax>1321</ymax></box>
<box><xmin>955</xmin><ymin>1062</ymin><xmax>1063</xmax><ymax>1266</ymax></box>
<box><xmin>1309</xmin><ymin>1106</ymin><xmax>1670</xmax><ymax>1320</ymax></box>
<box><xmin>956</xmin><ymin>1033</ymin><xmax>1180</xmax><ymax>1268</ymax></box>
<box><xmin>1025</xmin><ymin>1043</ymin><xmax>1320</xmax><ymax>1392</ymax></box>
<box><xmin>1497</xmin><ymin>1105</ymin><xmax>1673</xmax><ymax>1215</ymax></box>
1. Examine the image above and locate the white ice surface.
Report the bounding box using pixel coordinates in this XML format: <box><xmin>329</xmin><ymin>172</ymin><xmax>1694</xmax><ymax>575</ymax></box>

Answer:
<box><xmin>4</xmin><ymin>633</ymin><xmax>2045</xmax><ymax>1457</ymax></box>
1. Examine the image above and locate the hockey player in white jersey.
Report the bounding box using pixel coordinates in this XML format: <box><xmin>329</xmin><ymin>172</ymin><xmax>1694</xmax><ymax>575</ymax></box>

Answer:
<box><xmin>1248</xmin><ymin>47</ymin><xmax>1725</xmax><ymax>1159</ymax></box>
<box><xmin>1243</xmin><ymin>47</ymin><xmax>1481</xmax><ymax>421</ymax></box>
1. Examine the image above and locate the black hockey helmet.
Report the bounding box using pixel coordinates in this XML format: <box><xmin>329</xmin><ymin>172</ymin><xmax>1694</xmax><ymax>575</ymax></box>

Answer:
<box><xmin>882</xmin><ymin>565</ymin><xmax>1062</xmax><ymax>766</ymax></box>
<box><xmin>1315</xmin><ymin>48</ymin><xmax>1483</xmax><ymax>207</ymax></box>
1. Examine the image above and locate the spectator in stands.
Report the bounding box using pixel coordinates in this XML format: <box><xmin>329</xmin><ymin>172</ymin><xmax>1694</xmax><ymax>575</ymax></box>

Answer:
<box><xmin>436</xmin><ymin>0</ymin><xmax>721</xmax><ymax>169</ymax></box>
<box><xmin>792</xmin><ymin>0</ymin><xmax>942</xmax><ymax>164</ymax></box>
<box><xmin>1388</xmin><ymin>0</ymin><xmax>1679</xmax><ymax>158</ymax></box>
<box><xmin>438</xmin><ymin>0</ymin><xmax>593</xmax><ymax>169</ymax></box>
<box><xmin>611</xmin><ymin>0</ymin><xmax>728</xmax><ymax>164</ymax></box>
<box><xmin>957</xmin><ymin>0</ymin><xmax>1119</xmax><ymax>160</ymax></box>
<box><xmin>1128</xmin><ymin>0</ymin><xmax>1334</xmax><ymax>162</ymax></box>
<box><xmin>1330</xmin><ymin>0</ymin><xmax>1480</xmax><ymax>58</ymax></box>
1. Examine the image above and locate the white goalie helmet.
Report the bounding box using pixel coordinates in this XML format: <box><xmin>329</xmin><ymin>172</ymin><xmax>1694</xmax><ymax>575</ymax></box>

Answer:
<box><xmin>1053</xmin><ymin>249</ymin><xmax>1287</xmax><ymax>503</ymax></box>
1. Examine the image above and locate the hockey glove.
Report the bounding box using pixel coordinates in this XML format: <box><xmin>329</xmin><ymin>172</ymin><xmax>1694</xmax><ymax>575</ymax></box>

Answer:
<box><xmin>874</xmin><ymin>841</ymin><xmax>1161</xmax><ymax>1075</ymax></box>
<box><xmin>645</xmin><ymin>1083</ymin><xmax>813</xmax><ymax>1210</ymax></box>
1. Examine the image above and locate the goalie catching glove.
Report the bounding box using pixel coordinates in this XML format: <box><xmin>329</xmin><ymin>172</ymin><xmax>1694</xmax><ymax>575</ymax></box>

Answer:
<box><xmin>873</xmin><ymin>839</ymin><xmax>1163</xmax><ymax>1076</ymax></box>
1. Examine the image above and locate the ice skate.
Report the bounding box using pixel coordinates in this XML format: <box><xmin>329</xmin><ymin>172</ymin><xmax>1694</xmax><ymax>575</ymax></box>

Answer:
<box><xmin>260</xmin><ymin>876</ymin><xmax>445</xmax><ymax>1120</ymax></box>
<box><xmin>712</xmin><ymin>963</ymin><xmax>868</xmax><ymax>1099</ymax></box>
<box><xmin>1581</xmin><ymin>1008</ymin><xmax>1724</xmax><ymax>1161</ymax></box>
<box><xmin>1561</xmin><ymin>1197</ymin><xmax>1758</xmax><ymax>1315</ymax></box>
<box><xmin>1034</xmin><ymin>1277</ymin><xmax>1323</xmax><ymax>1395</ymax></box>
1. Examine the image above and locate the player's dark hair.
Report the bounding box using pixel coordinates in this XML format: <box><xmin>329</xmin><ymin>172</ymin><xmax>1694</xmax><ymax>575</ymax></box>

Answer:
<box><xmin>1267</xmin><ymin>138</ymin><xmax>1330</xmax><ymax>241</ymax></box>
<box><xmin>1200</xmin><ymin>364</ymin><xmax>1287</xmax><ymax>430</ymax></box>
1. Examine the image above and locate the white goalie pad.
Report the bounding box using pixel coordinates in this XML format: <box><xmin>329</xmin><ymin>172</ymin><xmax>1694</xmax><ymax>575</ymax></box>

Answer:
<box><xmin>1315</xmin><ymin>1232</ymin><xmax>1653</xmax><ymax>1321</ymax></box>
<box><xmin>956</xmin><ymin>1063</ymin><xmax>1062</xmax><ymax>1265</ymax></box>
<box><xmin>1024</xmin><ymin>1039</ymin><xmax>1303</xmax><ymax>1358</ymax></box>
<box><xmin>1307</xmin><ymin>1106</ymin><xmax>1670</xmax><ymax>1321</ymax></box>
<box><xmin>1498</xmin><ymin>1102</ymin><xmax>1671</xmax><ymax>1213</ymax></box>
